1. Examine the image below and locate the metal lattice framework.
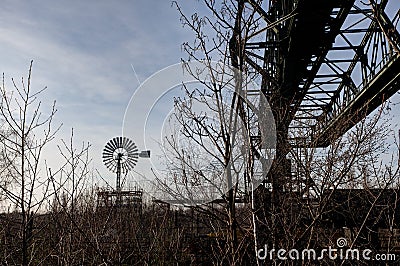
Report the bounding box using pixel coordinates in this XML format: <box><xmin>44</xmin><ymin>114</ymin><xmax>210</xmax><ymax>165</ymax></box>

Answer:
<box><xmin>228</xmin><ymin>0</ymin><xmax>400</xmax><ymax>195</ymax></box>
<box><xmin>239</xmin><ymin>0</ymin><xmax>400</xmax><ymax>147</ymax></box>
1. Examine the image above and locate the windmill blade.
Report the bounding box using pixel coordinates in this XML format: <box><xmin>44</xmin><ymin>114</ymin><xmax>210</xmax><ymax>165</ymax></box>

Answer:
<box><xmin>105</xmin><ymin>140</ymin><xmax>116</xmax><ymax>150</ymax></box>
<box><xmin>102</xmin><ymin>156</ymin><xmax>113</xmax><ymax>163</ymax></box>
<box><xmin>127</xmin><ymin>156</ymin><xmax>138</xmax><ymax>166</ymax></box>
<box><xmin>118</xmin><ymin>136</ymin><xmax>123</xmax><ymax>148</ymax></box>
<box><xmin>126</xmin><ymin>139</ymin><xmax>137</xmax><ymax>151</ymax></box>
<box><xmin>127</xmin><ymin>157</ymin><xmax>138</xmax><ymax>164</ymax></box>
<box><xmin>103</xmin><ymin>145</ymin><xmax>115</xmax><ymax>155</ymax></box>
<box><xmin>125</xmin><ymin>137</ymin><xmax>133</xmax><ymax>147</ymax></box>
<box><xmin>126</xmin><ymin>145</ymin><xmax>135</xmax><ymax>155</ymax></box>
<box><xmin>125</xmin><ymin>160</ymin><xmax>136</xmax><ymax>170</ymax></box>
<box><xmin>103</xmin><ymin>155</ymin><xmax>117</xmax><ymax>165</ymax></box>
<box><xmin>127</xmin><ymin>158</ymin><xmax>134</xmax><ymax>166</ymax></box>
<box><xmin>127</xmin><ymin>154</ymin><xmax>138</xmax><ymax>162</ymax></box>
<box><xmin>103</xmin><ymin>162</ymin><xmax>116</xmax><ymax>171</ymax></box>
<box><xmin>126</xmin><ymin>159</ymin><xmax>138</xmax><ymax>170</ymax></box>
<box><xmin>103</xmin><ymin>157</ymin><xmax>116</xmax><ymax>166</ymax></box>
<box><xmin>111</xmin><ymin>138</ymin><xmax>119</xmax><ymax>150</ymax></box>
<box><xmin>107</xmin><ymin>138</ymin><xmax>118</xmax><ymax>151</ymax></box>
<box><xmin>129</xmin><ymin>152</ymin><xmax>138</xmax><ymax>159</ymax></box>
<box><xmin>102</xmin><ymin>150</ymin><xmax>114</xmax><ymax>159</ymax></box>
<box><xmin>115</xmin><ymin>137</ymin><xmax>122</xmax><ymax>148</ymax></box>
<box><xmin>102</xmin><ymin>155</ymin><xmax>111</xmax><ymax>161</ymax></box>
<box><xmin>129</xmin><ymin>144</ymin><xmax>138</xmax><ymax>153</ymax></box>
<box><xmin>122</xmin><ymin>137</ymin><xmax>129</xmax><ymax>150</ymax></box>
<box><xmin>118</xmin><ymin>136</ymin><xmax>124</xmax><ymax>148</ymax></box>
<box><xmin>116</xmin><ymin>136</ymin><xmax>120</xmax><ymax>148</ymax></box>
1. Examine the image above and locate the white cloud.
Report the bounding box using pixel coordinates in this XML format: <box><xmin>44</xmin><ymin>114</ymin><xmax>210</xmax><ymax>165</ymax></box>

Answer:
<box><xmin>0</xmin><ymin>0</ymin><xmax>196</xmax><ymax>187</ymax></box>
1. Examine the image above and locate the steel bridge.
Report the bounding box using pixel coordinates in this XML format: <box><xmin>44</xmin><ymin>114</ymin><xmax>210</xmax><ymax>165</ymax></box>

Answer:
<box><xmin>237</xmin><ymin>0</ymin><xmax>400</xmax><ymax>148</ymax></box>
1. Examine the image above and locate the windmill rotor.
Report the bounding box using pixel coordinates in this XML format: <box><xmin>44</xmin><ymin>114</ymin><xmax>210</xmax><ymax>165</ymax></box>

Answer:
<box><xmin>102</xmin><ymin>136</ymin><xmax>139</xmax><ymax>174</ymax></box>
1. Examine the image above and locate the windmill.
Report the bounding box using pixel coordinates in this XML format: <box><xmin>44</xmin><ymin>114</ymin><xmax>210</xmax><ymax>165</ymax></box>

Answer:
<box><xmin>101</xmin><ymin>136</ymin><xmax>150</xmax><ymax>206</ymax></box>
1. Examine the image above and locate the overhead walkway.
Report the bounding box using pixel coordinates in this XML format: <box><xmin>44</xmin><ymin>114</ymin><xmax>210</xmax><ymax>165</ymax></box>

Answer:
<box><xmin>241</xmin><ymin>0</ymin><xmax>400</xmax><ymax>147</ymax></box>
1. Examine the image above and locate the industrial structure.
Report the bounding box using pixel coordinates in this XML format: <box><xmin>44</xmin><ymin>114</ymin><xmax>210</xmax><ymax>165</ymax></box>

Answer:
<box><xmin>225</xmin><ymin>0</ymin><xmax>400</xmax><ymax>259</ymax></box>
<box><xmin>92</xmin><ymin>1</ymin><xmax>400</xmax><ymax>262</ymax></box>
<box><xmin>230</xmin><ymin>0</ymin><xmax>400</xmax><ymax>195</ymax></box>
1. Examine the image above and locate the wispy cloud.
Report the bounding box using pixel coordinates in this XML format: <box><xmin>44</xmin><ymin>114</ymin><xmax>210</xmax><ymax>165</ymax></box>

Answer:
<box><xmin>0</xmin><ymin>0</ymin><xmax>193</xmax><ymax>182</ymax></box>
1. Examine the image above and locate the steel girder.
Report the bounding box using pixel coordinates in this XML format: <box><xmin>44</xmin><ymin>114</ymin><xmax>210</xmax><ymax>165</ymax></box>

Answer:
<box><xmin>240</xmin><ymin>0</ymin><xmax>400</xmax><ymax>148</ymax></box>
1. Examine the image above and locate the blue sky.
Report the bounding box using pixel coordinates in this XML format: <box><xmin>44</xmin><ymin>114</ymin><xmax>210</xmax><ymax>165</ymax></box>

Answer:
<box><xmin>0</xmin><ymin>0</ymin><xmax>195</xmax><ymax>123</ymax></box>
<box><xmin>0</xmin><ymin>1</ymin><xmax>399</xmax><ymax>196</ymax></box>
<box><xmin>0</xmin><ymin>0</ymin><xmax>205</xmax><ymax>187</ymax></box>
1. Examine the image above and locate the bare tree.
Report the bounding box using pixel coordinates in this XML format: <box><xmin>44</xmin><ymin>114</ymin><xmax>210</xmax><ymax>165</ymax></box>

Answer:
<box><xmin>46</xmin><ymin>129</ymin><xmax>94</xmax><ymax>265</ymax></box>
<box><xmin>148</xmin><ymin>1</ymin><xmax>271</xmax><ymax>264</ymax></box>
<box><xmin>165</xmin><ymin>1</ymin><xmax>400</xmax><ymax>265</ymax></box>
<box><xmin>0</xmin><ymin>61</ymin><xmax>59</xmax><ymax>264</ymax></box>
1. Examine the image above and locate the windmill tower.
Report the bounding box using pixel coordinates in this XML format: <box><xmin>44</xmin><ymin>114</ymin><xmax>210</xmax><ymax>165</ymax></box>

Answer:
<box><xmin>97</xmin><ymin>136</ymin><xmax>150</xmax><ymax>209</ymax></box>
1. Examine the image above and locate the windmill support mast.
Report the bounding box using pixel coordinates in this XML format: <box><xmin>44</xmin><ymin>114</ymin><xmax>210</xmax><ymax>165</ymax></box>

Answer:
<box><xmin>116</xmin><ymin>153</ymin><xmax>123</xmax><ymax>192</ymax></box>
<box><xmin>116</xmin><ymin>153</ymin><xmax>122</xmax><ymax>205</ymax></box>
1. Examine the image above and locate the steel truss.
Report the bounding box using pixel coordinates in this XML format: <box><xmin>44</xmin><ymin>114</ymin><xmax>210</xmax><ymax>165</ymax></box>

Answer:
<box><xmin>240</xmin><ymin>0</ymin><xmax>400</xmax><ymax>148</ymax></box>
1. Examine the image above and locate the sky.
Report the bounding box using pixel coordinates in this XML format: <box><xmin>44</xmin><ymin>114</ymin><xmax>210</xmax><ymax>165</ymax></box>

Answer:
<box><xmin>0</xmin><ymin>1</ymin><xmax>399</xmax><ymax>202</ymax></box>
<box><xmin>0</xmin><ymin>0</ymin><xmax>207</xmax><ymax>192</ymax></box>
